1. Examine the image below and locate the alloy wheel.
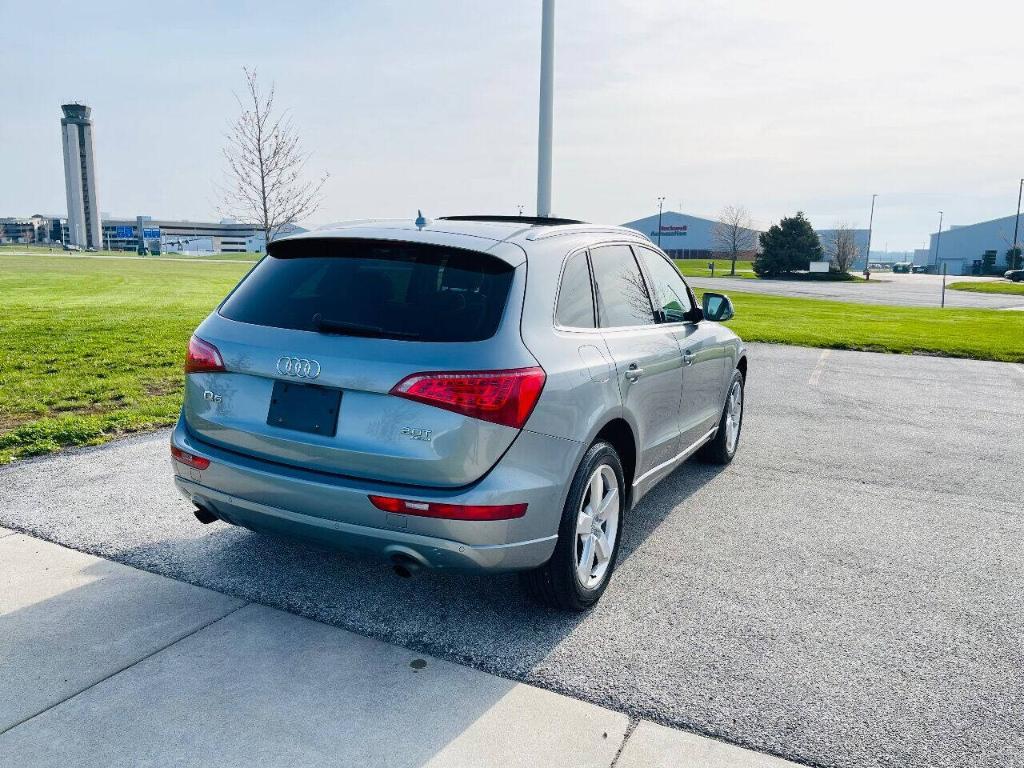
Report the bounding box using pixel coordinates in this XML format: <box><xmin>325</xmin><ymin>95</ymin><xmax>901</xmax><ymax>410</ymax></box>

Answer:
<box><xmin>725</xmin><ymin>379</ymin><xmax>743</xmax><ymax>454</ymax></box>
<box><xmin>573</xmin><ymin>464</ymin><xmax>620</xmax><ymax>589</ymax></box>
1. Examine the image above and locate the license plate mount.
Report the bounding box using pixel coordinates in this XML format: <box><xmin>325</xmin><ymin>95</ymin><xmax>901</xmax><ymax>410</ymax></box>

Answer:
<box><xmin>266</xmin><ymin>380</ymin><xmax>342</xmax><ymax>437</ymax></box>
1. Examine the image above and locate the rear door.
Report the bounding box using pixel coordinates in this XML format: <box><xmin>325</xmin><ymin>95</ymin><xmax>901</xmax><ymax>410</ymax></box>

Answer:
<box><xmin>184</xmin><ymin>237</ymin><xmax>535</xmax><ymax>488</ymax></box>
<box><xmin>635</xmin><ymin>246</ymin><xmax>726</xmax><ymax>447</ymax></box>
<box><xmin>589</xmin><ymin>244</ymin><xmax>683</xmax><ymax>477</ymax></box>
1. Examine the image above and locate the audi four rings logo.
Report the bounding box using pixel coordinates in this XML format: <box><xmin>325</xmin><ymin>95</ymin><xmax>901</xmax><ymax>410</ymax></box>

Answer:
<box><xmin>276</xmin><ymin>356</ymin><xmax>321</xmax><ymax>379</ymax></box>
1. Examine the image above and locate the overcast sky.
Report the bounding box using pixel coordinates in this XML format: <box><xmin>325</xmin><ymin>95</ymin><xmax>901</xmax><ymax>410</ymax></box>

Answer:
<box><xmin>3</xmin><ymin>0</ymin><xmax>1022</xmax><ymax>250</ymax></box>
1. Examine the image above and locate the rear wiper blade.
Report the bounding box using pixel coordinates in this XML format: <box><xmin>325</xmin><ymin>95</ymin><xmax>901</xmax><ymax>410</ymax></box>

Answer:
<box><xmin>311</xmin><ymin>314</ymin><xmax>419</xmax><ymax>340</ymax></box>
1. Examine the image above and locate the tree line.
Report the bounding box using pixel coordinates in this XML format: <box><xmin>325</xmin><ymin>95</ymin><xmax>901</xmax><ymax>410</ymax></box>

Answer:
<box><xmin>713</xmin><ymin>207</ymin><xmax>862</xmax><ymax>278</ymax></box>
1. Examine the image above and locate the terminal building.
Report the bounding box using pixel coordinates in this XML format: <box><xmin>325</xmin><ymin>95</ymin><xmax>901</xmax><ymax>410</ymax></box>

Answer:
<box><xmin>0</xmin><ymin>215</ymin><xmax>56</xmax><ymax>244</ymax></box>
<box><xmin>914</xmin><ymin>213</ymin><xmax>1022</xmax><ymax>275</ymax></box>
<box><xmin>2</xmin><ymin>213</ymin><xmax>297</xmax><ymax>255</ymax></box>
<box><xmin>621</xmin><ymin>211</ymin><xmax>870</xmax><ymax>267</ymax></box>
<box><xmin>84</xmin><ymin>218</ymin><xmax>270</xmax><ymax>254</ymax></box>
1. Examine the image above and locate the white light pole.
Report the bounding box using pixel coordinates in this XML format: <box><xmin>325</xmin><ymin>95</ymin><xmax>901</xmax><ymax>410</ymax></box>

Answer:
<box><xmin>536</xmin><ymin>0</ymin><xmax>555</xmax><ymax>218</ymax></box>
<box><xmin>656</xmin><ymin>197</ymin><xmax>665</xmax><ymax>247</ymax></box>
<box><xmin>864</xmin><ymin>193</ymin><xmax>877</xmax><ymax>274</ymax></box>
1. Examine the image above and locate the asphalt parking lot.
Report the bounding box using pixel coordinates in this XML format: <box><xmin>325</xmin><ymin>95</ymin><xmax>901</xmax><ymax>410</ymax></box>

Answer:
<box><xmin>689</xmin><ymin>272</ymin><xmax>1024</xmax><ymax>309</ymax></box>
<box><xmin>2</xmin><ymin>343</ymin><xmax>1022</xmax><ymax>768</ymax></box>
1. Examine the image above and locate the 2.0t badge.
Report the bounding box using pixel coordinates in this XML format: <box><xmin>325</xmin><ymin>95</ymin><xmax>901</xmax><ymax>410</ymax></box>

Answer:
<box><xmin>276</xmin><ymin>356</ymin><xmax>321</xmax><ymax>379</ymax></box>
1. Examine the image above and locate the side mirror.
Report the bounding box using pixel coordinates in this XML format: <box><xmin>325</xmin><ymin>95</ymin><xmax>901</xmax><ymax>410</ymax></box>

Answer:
<box><xmin>701</xmin><ymin>292</ymin><xmax>734</xmax><ymax>322</ymax></box>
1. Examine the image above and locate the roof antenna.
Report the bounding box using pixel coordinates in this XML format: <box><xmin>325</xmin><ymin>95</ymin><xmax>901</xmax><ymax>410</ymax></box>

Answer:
<box><xmin>415</xmin><ymin>210</ymin><xmax>428</xmax><ymax>229</ymax></box>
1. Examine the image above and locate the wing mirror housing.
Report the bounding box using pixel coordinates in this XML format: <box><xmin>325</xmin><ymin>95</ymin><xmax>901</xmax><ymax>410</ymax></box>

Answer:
<box><xmin>701</xmin><ymin>292</ymin><xmax>734</xmax><ymax>322</ymax></box>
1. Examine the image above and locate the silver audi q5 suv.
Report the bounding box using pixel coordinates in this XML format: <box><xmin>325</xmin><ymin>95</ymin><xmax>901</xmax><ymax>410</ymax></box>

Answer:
<box><xmin>171</xmin><ymin>215</ymin><xmax>747</xmax><ymax>610</ymax></box>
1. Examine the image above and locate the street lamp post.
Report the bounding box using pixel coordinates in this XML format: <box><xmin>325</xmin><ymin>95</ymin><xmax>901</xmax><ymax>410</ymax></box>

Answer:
<box><xmin>1013</xmin><ymin>178</ymin><xmax>1023</xmax><ymax>269</ymax></box>
<box><xmin>656</xmin><ymin>197</ymin><xmax>665</xmax><ymax>248</ymax></box>
<box><xmin>536</xmin><ymin>0</ymin><xmax>555</xmax><ymax>218</ymax></box>
<box><xmin>864</xmin><ymin>193</ymin><xmax>877</xmax><ymax>274</ymax></box>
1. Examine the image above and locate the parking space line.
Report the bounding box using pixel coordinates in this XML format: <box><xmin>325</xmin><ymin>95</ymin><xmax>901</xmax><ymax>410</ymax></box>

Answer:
<box><xmin>807</xmin><ymin>349</ymin><xmax>831</xmax><ymax>386</ymax></box>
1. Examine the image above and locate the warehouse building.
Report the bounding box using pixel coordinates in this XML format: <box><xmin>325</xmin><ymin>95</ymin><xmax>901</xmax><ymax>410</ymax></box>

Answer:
<box><xmin>620</xmin><ymin>211</ymin><xmax>755</xmax><ymax>259</ymax></box>
<box><xmin>915</xmin><ymin>213</ymin><xmax>1022</xmax><ymax>275</ymax></box>
<box><xmin>621</xmin><ymin>211</ymin><xmax>870</xmax><ymax>266</ymax></box>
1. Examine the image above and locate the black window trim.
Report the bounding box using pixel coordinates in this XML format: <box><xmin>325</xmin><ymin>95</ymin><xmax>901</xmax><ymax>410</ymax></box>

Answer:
<box><xmin>552</xmin><ymin>246</ymin><xmax>599</xmax><ymax>331</ymax></box>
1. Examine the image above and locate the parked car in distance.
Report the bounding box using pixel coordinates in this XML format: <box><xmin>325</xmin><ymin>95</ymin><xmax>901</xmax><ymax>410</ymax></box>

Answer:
<box><xmin>170</xmin><ymin>215</ymin><xmax>747</xmax><ymax>610</ymax></box>
<box><xmin>1005</xmin><ymin>269</ymin><xmax>1024</xmax><ymax>282</ymax></box>
<box><xmin>911</xmin><ymin>265</ymin><xmax>926</xmax><ymax>274</ymax></box>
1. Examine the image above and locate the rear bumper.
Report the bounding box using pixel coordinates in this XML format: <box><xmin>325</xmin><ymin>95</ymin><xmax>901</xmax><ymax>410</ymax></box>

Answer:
<box><xmin>170</xmin><ymin>415</ymin><xmax>581</xmax><ymax>572</ymax></box>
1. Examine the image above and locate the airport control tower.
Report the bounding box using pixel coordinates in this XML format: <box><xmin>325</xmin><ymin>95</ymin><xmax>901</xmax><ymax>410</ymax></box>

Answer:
<box><xmin>60</xmin><ymin>103</ymin><xmax>102</xmax><ymax>249</ymax></box>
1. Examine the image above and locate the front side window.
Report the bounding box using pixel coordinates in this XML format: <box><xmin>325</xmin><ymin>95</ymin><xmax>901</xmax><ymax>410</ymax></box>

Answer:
<box><xmin>590</xmin><ymin>245</ymin><xmax>655</xmax><ymax>328</ymax></box>
<box><xmin>637</xmin><ymin>247</ymin><xmax>694</xmax><ymax>322</ymax></box>
<box><xmin>555</xmin><ymin>251</ymin><xmax>595</xmax><ymax>328</ymax></box>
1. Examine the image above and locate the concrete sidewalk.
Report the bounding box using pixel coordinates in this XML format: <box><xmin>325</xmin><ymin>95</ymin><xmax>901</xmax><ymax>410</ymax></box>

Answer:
<box><xmin>0</xmin><ymin>528</ymin><xmax>799</xmax><ymax>767</ymax></box>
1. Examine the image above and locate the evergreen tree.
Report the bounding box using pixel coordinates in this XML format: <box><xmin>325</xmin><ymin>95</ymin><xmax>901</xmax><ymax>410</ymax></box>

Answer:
<box><xmin>754</xmin><ymin>212</ymin><xmax>823</xmax><ymax>277</ymax></box>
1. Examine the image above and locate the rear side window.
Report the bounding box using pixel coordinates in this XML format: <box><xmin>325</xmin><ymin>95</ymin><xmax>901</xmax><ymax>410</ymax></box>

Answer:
<box><xmin>555</xmin><ymin>251</ymin><xmax>595</xmax><ymax>328</ymax></box>
<box><xmin>219</xmin><ymin>239</ymin><xmax>514</xmax><ymax>342</ymax></box>
<box><xmin>590</xmin><ymin>245</ymin><xmax>655</xmax><ymax>328</ymax></box>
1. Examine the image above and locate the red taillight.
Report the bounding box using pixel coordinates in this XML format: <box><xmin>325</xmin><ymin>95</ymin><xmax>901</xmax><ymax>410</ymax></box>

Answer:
<box><xmin>368</xmin><ymin>495</ymin><xmax>527</xmax><ymax>521</ymax></box>
<box><xmin>185</xmin><ymin>335</ymin><xmax>225</xmax><ymax>374</ymax></box>
<box><xmin>390</xmin><ymin>367</ymin><xmax>546</xmax><ymax>429</ymax></box>
<box><xmin>171</xmin><ymin>445</ymin><xmax>210</xmax><ymax>470</ymax></box>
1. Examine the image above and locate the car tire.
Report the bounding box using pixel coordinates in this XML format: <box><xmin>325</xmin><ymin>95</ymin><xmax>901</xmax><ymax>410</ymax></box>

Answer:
<box><xmin>520</xmin><ymin>441</ymin><xmax>625</xmax><ymax>612</ymax></box>
<box><xmin>696</xmin><ymin>368</ymin><xmax>745</xmax><ymax>465</ymax></box>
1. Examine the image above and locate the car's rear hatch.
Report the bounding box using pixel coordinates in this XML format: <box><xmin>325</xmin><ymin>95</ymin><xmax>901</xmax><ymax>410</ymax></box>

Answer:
<box><xmin>183</xmin><ymin>235</ymin><xmax>536</xmax><ymax>488</ymax></box>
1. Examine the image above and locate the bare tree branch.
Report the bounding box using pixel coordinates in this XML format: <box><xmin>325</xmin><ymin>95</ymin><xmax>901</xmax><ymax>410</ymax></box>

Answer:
<box><xmin>218</xmin><ymin>67</ymin><xmax>328</xmax><ymax>245</ymax></box>
<box><xmin>713</xmin><ymin>205</ymin><xmax>758</xmax><ymax>276</ymax></box>
<box><xmin>823</xmin><ymin>221</ymin><xmax>859</xmax><ymax>273</ymax></box>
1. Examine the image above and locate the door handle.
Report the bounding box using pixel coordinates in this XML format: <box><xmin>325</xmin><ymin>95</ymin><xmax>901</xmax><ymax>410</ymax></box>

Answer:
<box><xmin>625</xmin><ymin>363</ymin><xmax>645</xmax><ymax>382</ymax></box>
<box><xmin>682</xmin><ymin>350</ymin><xmax>695</xmax><ymax>366</ymax></box>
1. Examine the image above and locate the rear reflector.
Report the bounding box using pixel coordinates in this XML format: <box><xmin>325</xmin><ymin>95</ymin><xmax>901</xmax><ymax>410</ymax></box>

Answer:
<box><xmin>185</xmin><ymin>335</ymin><xmax>226</xmax><ymax>374</ymax></box>
<box><xmin>171</xmin><ymin>445</ymin><xmax>210</xmax><ymax>470</ymax></box>
<box><xmin>368</xmin><ymin>495</ymin><xmax>527</xmax><ymax>521</ymax></box>
<box><xmin>390</xmin><ymin>367</ymin><xmax>546</xmax><ymax>429</ymax></box>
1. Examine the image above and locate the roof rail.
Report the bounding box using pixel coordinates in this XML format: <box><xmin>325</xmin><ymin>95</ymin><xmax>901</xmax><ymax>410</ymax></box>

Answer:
<box><xmin>525</xmin><ymin>224</ymin><xmax>652</xmax><ymax>242</ymax></box>
<box><xmin>439</xmin><ymin>215</ymin><xmax>585</xmax><ymax>226</ymax></box>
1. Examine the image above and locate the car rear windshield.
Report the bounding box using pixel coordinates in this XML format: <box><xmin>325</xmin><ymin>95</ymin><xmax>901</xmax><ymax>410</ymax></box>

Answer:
<box><xmin>219</xmin><ymin>238</ymin><xmax>515</xmax><ymax>342</ymax></box>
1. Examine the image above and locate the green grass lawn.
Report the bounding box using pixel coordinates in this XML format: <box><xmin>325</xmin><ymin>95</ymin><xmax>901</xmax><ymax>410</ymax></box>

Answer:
<box><xmin>696</xmin><ymin>289</ymin><xmax>1024</xmax><ymax>363</ymax></box>
<box><xmin>674</xmin><ymin>259</ymin><xmax>756</xmax><ymax>278</ymax></box>
<box><xmin>947</xmin><ymin>280</ymin><xmax>1024</xmax><ymax>295</ymax></box>
<box><xmin>0</xmin><ymin>244</ymin><xmax>260</xmax><ymax>262</ymax></box>
<box><xmin>2</xmin><ymin>252</ymin><xmax>1022</xmax><ymax>464</ymax></box>
<box><xmin>672</xmin><ymin>259</ymin><xmax>864</xmax><ymax>282</ymax></box>
<box><xmin>0</xmin><ymin>254</ymin><xmax>249</xmax><ymax>463</ymax></box>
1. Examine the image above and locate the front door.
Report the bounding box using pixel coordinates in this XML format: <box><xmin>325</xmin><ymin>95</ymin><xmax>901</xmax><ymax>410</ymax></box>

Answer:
<box><xmin>634</xmin><ymin>246</ymin><xmax>726</xmax><ymax>448</ymax></box>
<box><xmin>589</xmin><ymin>244</ymin><xmax>684</xmax><ymax>478</ymax></box>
